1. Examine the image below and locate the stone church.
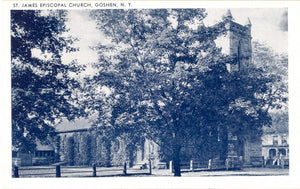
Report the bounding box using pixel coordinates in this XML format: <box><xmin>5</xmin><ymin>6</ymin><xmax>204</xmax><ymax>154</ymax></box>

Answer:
<box><xmin>55</xmin><ymin>10</ymin><xmax>262</xmax><ymax>169</ymax></box>
<box><xmin>213</xmin><ymin>10</ymin><xmax>262</xmax><ymax>165</ymax></box>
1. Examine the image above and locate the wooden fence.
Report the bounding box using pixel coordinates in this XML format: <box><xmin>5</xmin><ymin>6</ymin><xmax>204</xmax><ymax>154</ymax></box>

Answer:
<box><xmin>169</xmin><ymin>158</ymin><xmax>241</xmax><ymax>172</ymax></box>
<box><xmin>12</xmin><ymin>163</ymin><xmax>151</xmax><ymax>178</ymax></box>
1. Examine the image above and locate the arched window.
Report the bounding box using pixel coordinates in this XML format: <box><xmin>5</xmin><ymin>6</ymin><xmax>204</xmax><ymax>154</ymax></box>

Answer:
<box><xmin>113</xmin><ymin>139</ymin><xmax>120</xmax><ymax>152</ymax></box>
<box><xmin>237</xmin><ymin>40</ymin><xmax>242</xmax><ymax>71</ymax></box>
<box><xmin>269</xmin><ymin>149</ymin><xmax>276</xmax><ymax>158</ymax></box>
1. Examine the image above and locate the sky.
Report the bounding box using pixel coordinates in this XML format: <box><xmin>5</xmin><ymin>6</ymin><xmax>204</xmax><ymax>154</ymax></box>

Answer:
<box><xmin>205</xmin><ymin>8</ymin><xmax>288</xmax><ymax>54</ymax></box>
<box><xmin>62</xmin><ymin>8</ymin><xmax>288</xmax><ymax>72</ymax></box>
<box><xmin>62</xmin><ymin>10</ymin><xmax>107</xmax><ymax>79</ymax></box>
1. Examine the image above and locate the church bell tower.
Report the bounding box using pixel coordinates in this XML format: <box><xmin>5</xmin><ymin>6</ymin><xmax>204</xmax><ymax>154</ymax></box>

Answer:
<box><xmin>215</xmin><ymin>10</ymin><xmax>262</xmax><ymax>165</ymax></box>
<box><xmin>215</xmin><ymin>9</ymin><xmax>253</xmax><ymax>72</ymax></box>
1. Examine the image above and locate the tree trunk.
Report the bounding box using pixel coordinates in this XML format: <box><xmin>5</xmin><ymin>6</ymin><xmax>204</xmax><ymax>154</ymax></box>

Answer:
<box><xmin>172</xmin><ymin>143</ymin><xmax>181</xmax><ymax>176</ymax></box>
<box><xmin>171</xmin><ymin>122</ymin><xmax>182</xmax><ymax>176</ymax></box>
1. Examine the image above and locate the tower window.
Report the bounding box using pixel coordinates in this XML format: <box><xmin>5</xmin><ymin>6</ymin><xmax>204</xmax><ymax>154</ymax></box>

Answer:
<box><xmin>237</xmin><ymin>40</ymin><xmax>242</xmax><ymax>71</ymax></box>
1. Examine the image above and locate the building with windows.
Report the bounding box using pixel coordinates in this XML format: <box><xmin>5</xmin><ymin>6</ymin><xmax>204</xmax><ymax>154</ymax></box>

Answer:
<box><xmin>13</xmin><ymin>10</ymin><xmax>268</xmax><ymax>169</ymax></box>
<box><xmin>213</xmin><ymin>9</ymin><xmax>262</xmax><ymax>166</ymax></box>
<box><xmin>12</xmin><ymin>140</ymin><xmax>55</xmax><ymax>166</ymax></box>
<box><xmin>261</xmin><ymin>111</ymin><xmax>289</xmax><ymax>167</ymax></box>
<box><xmin>262</xmin><ymin>133</ymin><xmax>289</xmax><ymax>166</ymax></box>
<box><xmin>262</xmin><ymin>129</ymin><xmax>289</xmax><ymax>166</ymax></box>
<box><xmin>53</xmin><ymin>10</ymin><xmax>264</xmax><ymax>169</ymax></box>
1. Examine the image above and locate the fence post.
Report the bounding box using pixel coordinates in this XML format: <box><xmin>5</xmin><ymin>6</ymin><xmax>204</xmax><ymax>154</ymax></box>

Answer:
<box><xmin>190</xmin><ymin>160</ymin><xmax>194</xmax><ymax>171</ymax></box>
<box><xmin>13</xmin><ymin>166</ymin><xmax>19</xmax><ymax>178</ymax></box>
<box><xmin>226</xmin><ymin>158</ymin><xmax>229</xmax><ymax>171</ymax></box>
<box><xmin>281</xmin><ymin>158</ymin><xmax>285</xmax><ymax>169</ymax></box>
<box><xmin>169</xmin><ymin>161</ymin><xmax>173</xmax><ymax>173</ymax></box>
<box><xmin>123</xmin><ymin>162</ymin><xmax>127</xmax><ymax>175</ymax></box>
<box><xmin>56</xmin><ymin>165</ymin><xmax>61</xmax><ymax>177</ymax></box>
<box><xmin>208</xmin><ymin>159</ymin><xmax>212</xmax><ymax>170</ymax></box>
<box><xmin>148</xmin><ymin>159</ymin><xmax>152</xmax><ymax>175</ymax></box>
<box><xmin>92</xmin><ymin>163</ymin><xmax>97</xmax><ymax>177</ymax></box>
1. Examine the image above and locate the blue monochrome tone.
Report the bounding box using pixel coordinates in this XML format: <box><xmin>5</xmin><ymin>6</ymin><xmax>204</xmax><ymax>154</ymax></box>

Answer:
<box><xmin>11</xmin><ymin>9</ymin><xmax>288</xmax><ymax>177</ymax></box>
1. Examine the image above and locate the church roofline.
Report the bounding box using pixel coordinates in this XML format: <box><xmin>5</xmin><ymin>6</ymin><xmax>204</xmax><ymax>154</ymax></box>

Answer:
<box><xmin>221</xmin><ymin>10</ymin><xmax>251</xmax><ymax>32</ymax></box>
<box><xmin>245</xmin><ymin>17</ymin><xmax>252</xmax><ymax>27</ymax></box>
<box><xmin>223</xmin><ymin>9</ymin><xmax>233</xmax><ymax>21</ymax></box>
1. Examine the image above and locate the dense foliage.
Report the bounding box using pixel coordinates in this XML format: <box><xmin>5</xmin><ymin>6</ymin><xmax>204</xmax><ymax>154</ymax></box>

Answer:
<box><xmin>252</xmin><ymin>41</ymin><xmax>288</xmax><ymax>134</ymax></box>
<box><xmin>11</xmin><ymin>10</ymin><xmax>287</xmax><ymax>176</ymax></box>
<box><xmin>88</xmin><ymin>9</ymin><xmax>275</xmax><ymax>176</ymax></box>
<box><xmin>252</xmin><ymin>41</ymin><xmax>288</xmax><ymax>112</ymax></box>
<box><xmin>11</xmin><ymin>10</ymin><xmax>83</xmax><ymax>152</ymax></box>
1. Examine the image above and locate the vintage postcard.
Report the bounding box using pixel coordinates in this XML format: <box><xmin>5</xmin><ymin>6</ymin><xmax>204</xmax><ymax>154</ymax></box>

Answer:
<box><xmin>1</xmin><ymin>1</ymin><xmax>300</xmax><ymax>189</ymax></box>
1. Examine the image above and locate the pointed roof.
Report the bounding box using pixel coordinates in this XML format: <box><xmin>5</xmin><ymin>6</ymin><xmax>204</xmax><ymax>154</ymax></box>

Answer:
<box><xmin>224</xmin><ymin>9</ymin><xmax>233</xmax><ymax>20</ymax></box>
<box><xmin>245</xmin><ymin>17</ymin><xmax>252</xmax><ymax>26</ymax></box>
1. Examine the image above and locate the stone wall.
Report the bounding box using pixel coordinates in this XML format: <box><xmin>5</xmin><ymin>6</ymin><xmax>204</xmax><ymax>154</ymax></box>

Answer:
<box><xmin>244</xmin><ymin>138</ymin><xmax>262</xmax><ymax>164</ymax></box>
<box><xmin>216</xmin><ymin>19</ymin><xmax>252</xmax><ymax>73</ymax></box>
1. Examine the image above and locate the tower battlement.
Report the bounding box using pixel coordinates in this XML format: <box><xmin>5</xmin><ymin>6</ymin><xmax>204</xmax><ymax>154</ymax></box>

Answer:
<box><xmin>215</xmin><ymin>10</ymin><xmax>253</xmax><ymax>72</ymax></box>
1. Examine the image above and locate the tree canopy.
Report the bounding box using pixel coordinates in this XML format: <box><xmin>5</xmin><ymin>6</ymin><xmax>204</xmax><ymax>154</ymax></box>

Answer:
<box><xmin>87</xmin><ymin>9</ymin><xmax>275</xmax><ymax>176</ymax></box>
<box><xmin>252</xmin><ymin>41</ymin><xmax>288</xmax><ymax>134</ymax></box>
<box><xmin>11</xmin><ymin>9</ymin><xmax>287</xmax><ymax>177</ymax></box>
<box><xmin>252</xmin><ymin>41</ymin><xmax>288</xmax><ymax>112</ymax></box>
<box><xmin>11</xmin><ymin>10</ymin><xmax>83</xmax><ymax>152</ymax></box>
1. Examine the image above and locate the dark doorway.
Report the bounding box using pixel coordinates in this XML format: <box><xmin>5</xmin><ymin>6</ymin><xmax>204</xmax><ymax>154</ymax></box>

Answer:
<box><xmin>269</xmin><ymin>149</ymin><xmax>276</xmax><ymax>158</ymax></box>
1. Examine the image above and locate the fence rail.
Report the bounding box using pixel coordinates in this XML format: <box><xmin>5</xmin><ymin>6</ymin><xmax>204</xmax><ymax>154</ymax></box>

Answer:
<box><xmin>179</xmin><ymin>160</ymin><xmax>210</xmax><ymax>171</ymax></box>
<box><xmin>12</xmin><ymin>163</ymin><xmax>152</xmax><ymax>178</ymax></box>
<box><xmin>169</xmin><ymin>158</ymin><xmax>242</xmax><ymax>173</ymax></box>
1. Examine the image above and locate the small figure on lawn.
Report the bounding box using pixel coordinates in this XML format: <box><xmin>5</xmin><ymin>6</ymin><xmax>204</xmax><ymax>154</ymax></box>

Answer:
<box><xmin>140</xmin><ymin>163</ymin><xmax>147</xmax><ymax>170</ymax></box>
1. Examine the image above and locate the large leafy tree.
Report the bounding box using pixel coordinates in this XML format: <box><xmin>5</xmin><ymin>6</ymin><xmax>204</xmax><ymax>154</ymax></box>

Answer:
<box><xmin>252</xmin><ymin>41</ymin><xmax>288</xmax><ymax>134</ymax></box>
<box><xmin>252</xmin><ymin>41</ymin><xmax>288</xmax><ymax>112</ymax></box>
<box><xmin>11</xmin><ymin>10</ymin><xmax>83</xmax><ymax>152</ymax></box>
<box><xmin>88</xmin><ymin>9</ymin><xmax>273</xmax><ymax>176</ymax></box>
